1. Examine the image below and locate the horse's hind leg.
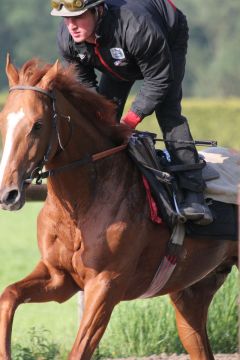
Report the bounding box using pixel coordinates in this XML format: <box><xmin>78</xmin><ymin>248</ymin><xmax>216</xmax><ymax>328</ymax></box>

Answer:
<box><xmin>0</xmin><ymin>260</ymin><xmax>78</xmax><ymax>360</ymax></box>
<box><xmin>170</xmin><ymin>267</ymin><xmax>232</xmax><ymax>360</ymax></box>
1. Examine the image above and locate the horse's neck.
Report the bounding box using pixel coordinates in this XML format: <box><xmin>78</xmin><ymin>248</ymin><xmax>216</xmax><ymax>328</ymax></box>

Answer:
<box><xmin>48</xmin><ymin>150</ymin><xmax>136</xmax><ymax>219</ymax></box>
<box><xmin>54</xmin><ymin>91</ymin><xmax>114</xmax><ymax>160</ymax></box>
<box><xmin>47</xmin><ymin>91</ymin><xmax>135</xmax><ymax>216</ymax></box>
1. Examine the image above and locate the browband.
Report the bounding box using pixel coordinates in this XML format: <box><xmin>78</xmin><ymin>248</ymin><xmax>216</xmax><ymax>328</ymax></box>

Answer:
<box><xmin>9</xmin><ymin>85</ymin><xmax>55</xmax><ymax>100</ymax></box>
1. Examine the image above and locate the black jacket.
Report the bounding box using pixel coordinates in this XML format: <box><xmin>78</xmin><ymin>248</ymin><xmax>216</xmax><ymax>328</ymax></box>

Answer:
<box><xmin>57</xmin><ymin>0</ymin><xmax>186</xmax><ymax>118</ymax></box>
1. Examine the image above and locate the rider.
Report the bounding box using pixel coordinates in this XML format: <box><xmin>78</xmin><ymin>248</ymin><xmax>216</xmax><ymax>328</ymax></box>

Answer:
<box><xmin>50</xmin><ymin>0</ymin><xmax>213</xmax><ymax>224</ymax></box>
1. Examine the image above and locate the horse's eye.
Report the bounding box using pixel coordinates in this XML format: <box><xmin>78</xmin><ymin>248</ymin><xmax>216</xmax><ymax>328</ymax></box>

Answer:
<box><xmin>32</xmin><ymin>120</ymin><xmax>43</xmax><ymax>131</ymax></box>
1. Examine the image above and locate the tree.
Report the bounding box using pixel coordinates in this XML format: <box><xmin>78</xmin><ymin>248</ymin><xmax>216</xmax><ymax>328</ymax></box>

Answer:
<box><xmin>0</xmin><ymin>1</ymin><xmax>59</xmax><ymax>88</ymax></box>
<box><xmin>177</xmin><ymin>0</ymin><xmax>240</xmax><ymax>96</ymax></box>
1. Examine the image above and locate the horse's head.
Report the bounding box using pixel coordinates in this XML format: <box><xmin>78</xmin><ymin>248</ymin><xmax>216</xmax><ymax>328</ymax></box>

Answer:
<box><xmin>0</xmin><ymin>56</ymin><xmax>132</xmax><ymax>211</ymax></box>
<box><xmin>0</xmin><ymin>55</ymin><xmax>59</xmax><ymax>210</ymax></box>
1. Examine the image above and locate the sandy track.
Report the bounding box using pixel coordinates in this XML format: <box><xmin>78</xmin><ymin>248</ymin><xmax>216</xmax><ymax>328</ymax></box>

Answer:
<box><xmin>109</xmin><ymin>354</ymin><xmax>239</xmax><ymax>360</ymax></box>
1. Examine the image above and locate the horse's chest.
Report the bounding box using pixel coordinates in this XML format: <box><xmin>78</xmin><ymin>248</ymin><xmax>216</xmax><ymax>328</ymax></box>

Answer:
<box><xmin>40</xmin><ymin>239</ymin><xmax>73</xmax><ymax>271</ymax></box>
<box><xmin>41</xmin><ymin>223</ymin><xmax>82</xmax><ymax>272</ymax></box>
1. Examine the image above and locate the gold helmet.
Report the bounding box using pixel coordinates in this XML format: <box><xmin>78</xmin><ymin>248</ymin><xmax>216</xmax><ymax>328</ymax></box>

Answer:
<box><xmin>51</xmin><ymin>0</ymin><xmax>105</xmax><ymax>17</ymax></box>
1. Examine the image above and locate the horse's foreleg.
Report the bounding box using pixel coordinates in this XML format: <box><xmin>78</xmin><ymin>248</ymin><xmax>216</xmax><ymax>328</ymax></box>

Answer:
<box><xmin>69</xmin><ymin>274</ymin><xmax>123</xmax><ymax>360</ymax></box>
<box><xmin>170</xmin><ymin>269</ymin><xmax>229</xmax><ymax>360</ymax></box>
<box><xmin>0</xmin><ymin>260</ymin><xmax>78</xmax><ymax>360</ymax></box>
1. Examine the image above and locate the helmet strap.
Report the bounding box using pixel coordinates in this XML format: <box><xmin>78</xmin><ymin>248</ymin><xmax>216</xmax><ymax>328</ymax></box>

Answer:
<box><xmin>95</xmin><ymin>4</ymin><xmax>104</xmax><ymax>21</ymax></box>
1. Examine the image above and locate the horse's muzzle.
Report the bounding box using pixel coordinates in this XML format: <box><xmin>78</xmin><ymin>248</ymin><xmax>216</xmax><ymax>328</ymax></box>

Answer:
<box><xmin>0</xmin><ymin>185</ymin><xmax>25</xmax><ymax>211</ymax></box>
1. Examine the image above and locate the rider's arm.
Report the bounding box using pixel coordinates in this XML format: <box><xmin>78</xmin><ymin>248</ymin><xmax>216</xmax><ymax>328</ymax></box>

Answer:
<box><xmin>123</xmin><ymin>16</ymin><xmax>173</xmax><ymax>127</ymax></box>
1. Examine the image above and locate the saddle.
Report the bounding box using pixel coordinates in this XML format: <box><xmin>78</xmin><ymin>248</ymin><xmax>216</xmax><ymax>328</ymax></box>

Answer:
<box><xmin>127</xmin><ymin>131</ymin><xmax>237</xmax><ymax>241</ymax></box>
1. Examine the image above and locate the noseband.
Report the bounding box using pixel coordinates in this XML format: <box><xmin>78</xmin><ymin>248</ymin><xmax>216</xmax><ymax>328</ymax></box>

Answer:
<box><xmin>9</xmin><ymin>85</ymin><xmax>127</xmax><ymax>185</ymax></box>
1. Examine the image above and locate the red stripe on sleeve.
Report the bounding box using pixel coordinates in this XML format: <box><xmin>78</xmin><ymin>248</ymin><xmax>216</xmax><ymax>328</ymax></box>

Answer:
<box><xmin>167</xmin><ymin>0</ymin><xmax>176</xmax><ymax>11</ymax></box>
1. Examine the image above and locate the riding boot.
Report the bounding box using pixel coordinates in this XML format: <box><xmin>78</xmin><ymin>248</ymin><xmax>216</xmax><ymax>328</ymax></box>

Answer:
<box><xmin>180</xmin><ymin>190</ymin><xmax>213</xmax><ymax>225</ymax></box>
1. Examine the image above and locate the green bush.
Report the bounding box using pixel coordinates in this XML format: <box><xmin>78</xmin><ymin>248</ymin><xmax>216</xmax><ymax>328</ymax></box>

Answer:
<box><xmin>135</xmin><ymin>98</ymin><xmax>240</xmax><ymax>150</ymax></box>
<box><xmin>12</xmin><ymin>327</ymin><xmax>60</xmax><ymax>360</ymax></box>
<box><xmin>0</xmin><ymin>92</ymin><xmax>6</xmax><ymax>109</ymax></box>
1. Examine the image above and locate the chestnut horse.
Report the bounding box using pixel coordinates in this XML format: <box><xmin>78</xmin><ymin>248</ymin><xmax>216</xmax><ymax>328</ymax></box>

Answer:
<box><xmin>0</xmin><ymin>57</ymin><xmax>238</xmax><ymax>360</ymax></box>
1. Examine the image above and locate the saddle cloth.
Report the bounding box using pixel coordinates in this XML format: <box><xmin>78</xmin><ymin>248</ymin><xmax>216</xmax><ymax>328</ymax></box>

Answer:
<box><xmin>186</xmin><ymin>199</ymin><xmax>237</xmax><ymax>240</ymax></box>
<box><xmin>200</xmin><ymin>147</ymin><xmax>240</xmax><ymax>205</ymax></box>
<box><xmin>128</xmin><ymin>133</ymin><xmax>239</xmax><ymax>236</ymax></box>
<box><xmin>186</xmin><ymin>147</ymin><xmax>239</xmax><ymax>240</ymax></box>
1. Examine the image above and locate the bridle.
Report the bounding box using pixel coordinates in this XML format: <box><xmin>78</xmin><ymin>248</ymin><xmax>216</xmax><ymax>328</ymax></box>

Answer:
<box><xmin>9</xmin><ymin>86</ymin><xmax>60</xmax><ymax>163</ymax></box>
<box><xmin>9</xmin><ymin>85</ymin><xmax>127</xmax><ymax>185</ymax></box>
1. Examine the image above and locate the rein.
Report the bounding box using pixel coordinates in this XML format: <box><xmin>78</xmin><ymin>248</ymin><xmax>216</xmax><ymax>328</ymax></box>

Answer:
<box><xmin>9</xmin><ymin>85</ymin><xmax>127</xmax><ymax>185</ymax></box>
<box><xmin>27</xmin><ymin>143</ymin><xmax>127</xmax><ymax>185</ymax></box>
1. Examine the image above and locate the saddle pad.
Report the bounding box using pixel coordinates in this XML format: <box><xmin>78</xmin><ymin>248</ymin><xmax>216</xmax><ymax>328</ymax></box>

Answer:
<box><xmin>186</xmin><ymin>200</ymin><xmax>237</xmax><ymax>241</ymax></box>
<box><xmin>200</xmin><ymin>147</ymin><xmax>240</xmax><ymax>204</ymax></box>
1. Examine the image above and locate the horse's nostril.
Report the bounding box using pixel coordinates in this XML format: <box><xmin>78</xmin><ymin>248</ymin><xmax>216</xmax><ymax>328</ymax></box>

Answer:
<box><xmin>2</xmin><ymin>189</ymin><xmax>20</xmax><ymax>205</ymax></box>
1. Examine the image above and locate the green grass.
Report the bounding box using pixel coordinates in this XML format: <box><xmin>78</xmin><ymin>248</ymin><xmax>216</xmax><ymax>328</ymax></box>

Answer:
<box><xmin>0</xmin><ymin>97</ymin><xmax>239</xmax><ymax>358</ymax></box>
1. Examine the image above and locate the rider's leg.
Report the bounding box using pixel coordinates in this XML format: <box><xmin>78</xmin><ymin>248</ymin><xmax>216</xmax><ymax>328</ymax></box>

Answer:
<box><xmin>156</xmin><ymin>12</ymin><xmax>212</xmax><ymax>224</ymax></box>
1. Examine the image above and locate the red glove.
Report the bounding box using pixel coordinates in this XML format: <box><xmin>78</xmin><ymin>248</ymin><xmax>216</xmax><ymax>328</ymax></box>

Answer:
<box><xmin>121</xmin><ymin>110</ymin><xmax>142</xmax><ymax>129</ymax></box>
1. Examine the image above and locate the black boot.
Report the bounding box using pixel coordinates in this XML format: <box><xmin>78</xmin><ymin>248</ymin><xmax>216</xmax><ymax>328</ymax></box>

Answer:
<box><xmin>180</xmin><ymin>191</ymin><xmax>213</xmax><ymax>225</ymax></box>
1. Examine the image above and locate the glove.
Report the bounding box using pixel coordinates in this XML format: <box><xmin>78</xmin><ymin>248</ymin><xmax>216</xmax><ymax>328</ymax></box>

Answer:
<box><xmin>121</xmin><ymin>110</ymin><xmax>142</xmax><ymax>129</ymax></box>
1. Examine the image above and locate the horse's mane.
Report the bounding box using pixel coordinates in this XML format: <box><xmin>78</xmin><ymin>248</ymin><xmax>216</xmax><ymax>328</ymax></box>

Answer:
<box><xmin>18</xmin><ymin>59</ymin><xmax>132</xmax><ymax>144</ymax></box>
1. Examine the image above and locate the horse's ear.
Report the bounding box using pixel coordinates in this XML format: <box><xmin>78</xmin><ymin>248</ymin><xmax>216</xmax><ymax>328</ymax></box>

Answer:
<box><xmin>40</xmin><ymin>60</ymin><xmax>60</xmax><ymax>90</ymax></box>
<box><xmin>6</xmin><ymin>53</ymin><xmax>19</xmax><ymax>87</ymax></box>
